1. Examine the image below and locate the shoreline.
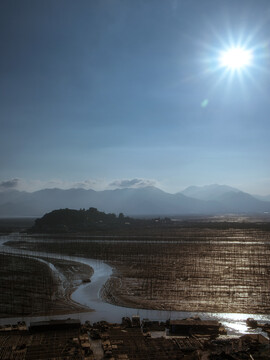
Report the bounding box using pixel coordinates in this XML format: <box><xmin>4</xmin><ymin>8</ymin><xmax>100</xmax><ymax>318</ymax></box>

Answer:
<box><xmin>0</xmin><ymin>252</ymin><xmax>94</xmax><ymax>318</ymax></box>
<box><xmin>1</xmin><ymin>234</ymin><xmax>270</xmax><ymax>338</ymax></box>
<box><xmin>3</xmin><ymin>236</ymin><xmax>270</xmax><ymax>317</ymax></box>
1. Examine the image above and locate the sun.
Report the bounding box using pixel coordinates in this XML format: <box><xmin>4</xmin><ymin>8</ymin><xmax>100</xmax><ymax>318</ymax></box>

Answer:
<box><xmin>219</xmin><ymin>47</ymin><xmax>253</xmax><ymax>70</ymax></box>
<box><xmin>199</xmin><ymin>20</ymin><xmax>270</xmax><ymax>92</ymax></box>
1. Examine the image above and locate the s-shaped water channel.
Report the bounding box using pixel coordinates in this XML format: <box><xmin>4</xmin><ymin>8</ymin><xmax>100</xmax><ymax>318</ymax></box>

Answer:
<box><xmin>0</xmin><ymin>234</ymin><xmax>270</xmax><ymax>336</ymax></box>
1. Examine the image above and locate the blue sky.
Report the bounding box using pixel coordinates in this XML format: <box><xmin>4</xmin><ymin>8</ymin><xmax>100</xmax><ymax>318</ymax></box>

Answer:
<box><xmin>1</xmin><ymin>0</ymin><xmax>270</xmax><ymax>194</ymax></box>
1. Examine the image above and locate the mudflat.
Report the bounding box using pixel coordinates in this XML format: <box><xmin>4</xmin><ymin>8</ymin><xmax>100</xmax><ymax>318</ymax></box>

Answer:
<box><xmin>5</xmin><ymin>223</ymin><xmax>270</xmax><ymax>315</ymax></box>
<box><xmin>0</xmin><ymin>253</ymin><xmax>93</xmax><ymax>317</ymax></box>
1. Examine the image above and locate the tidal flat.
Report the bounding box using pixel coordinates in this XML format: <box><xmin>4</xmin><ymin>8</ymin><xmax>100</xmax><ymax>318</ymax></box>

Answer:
<box><xmin>4</xmin><ymin>222</ymin><xmax>270</xmax><ymax>316</ymax></box>
<box><xmin>0</xmin><ymin>253</ymin><xmax>93</xmax><ymax>317</ymax></box>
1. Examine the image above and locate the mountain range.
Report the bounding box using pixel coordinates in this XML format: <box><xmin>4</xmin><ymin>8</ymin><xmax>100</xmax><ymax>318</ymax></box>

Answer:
<box><xmin>0</xmin><ymin>184</ymin><xmax>269</xmax><ymax>217</ymax></box>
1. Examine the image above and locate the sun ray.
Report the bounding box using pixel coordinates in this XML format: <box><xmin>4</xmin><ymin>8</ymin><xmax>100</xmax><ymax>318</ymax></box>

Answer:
<box><xmin>198</xmin><ymin>19</ymin><xmax>270</xmax><ymax>99</ymax></box>
<box><xmin>242</xmin><ymin>67</ymin><xmax>265</xmax><ymax>95</ymax></box>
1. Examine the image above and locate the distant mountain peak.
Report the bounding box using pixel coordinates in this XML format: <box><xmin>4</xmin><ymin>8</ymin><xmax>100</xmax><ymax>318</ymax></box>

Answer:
<box><xmin>181</xmin><ymin>184</ymin><xmax>240</xmax><ymax>201</ymax></box>
<box><xmin>0</xmin><ymin>184</ymin><xmax>269</xmax><ymax>217</ymax></box>
<box><xmin>183</xmin><ymin>184</ymin><xmax>239</xmax><ymax>191</ymax></box>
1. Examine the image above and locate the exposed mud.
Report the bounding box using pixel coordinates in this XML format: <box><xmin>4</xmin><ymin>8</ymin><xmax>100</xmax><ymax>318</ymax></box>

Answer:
<box><xmin>0</xmin><ymin>253</ymin><xmax>93</xmax><ymax>317</ymax></box>
<box><xmin>6</xmin><ymin>226</ymin><xmax>270</xmax><ymax>315</ymax></box>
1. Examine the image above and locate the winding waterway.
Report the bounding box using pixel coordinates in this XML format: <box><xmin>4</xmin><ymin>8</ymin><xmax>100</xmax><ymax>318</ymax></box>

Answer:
<box><xmin>1</xmin><ymin>233</ymin><xmax>270</xmax><ymax>336</ymax></box>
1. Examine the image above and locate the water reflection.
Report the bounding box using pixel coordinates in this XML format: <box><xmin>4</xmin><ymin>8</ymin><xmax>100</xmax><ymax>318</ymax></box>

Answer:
<box><xmin>0</xmin><ymin>234</ymin><xmax>270</xmax><ymax>336</ymax></box>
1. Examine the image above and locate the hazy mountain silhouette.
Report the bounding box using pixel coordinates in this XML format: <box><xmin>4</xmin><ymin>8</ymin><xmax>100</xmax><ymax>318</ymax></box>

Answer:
<box><xmin>180</xmin><ymin>184</ymin><xmax>239</xmax><ymax>201</ymax></box>
<box><xmin>253</xmin><ymin>194</ymin><xmax>270</xmax><ymax>202</ymax></box>
<box><xmin>0</xmin><ymin>185</ymin><xmax>269</xmax><ymax>217</ymax></box>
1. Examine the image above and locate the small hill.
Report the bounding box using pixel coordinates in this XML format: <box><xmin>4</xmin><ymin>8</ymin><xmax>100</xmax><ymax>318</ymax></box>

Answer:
<box><xmin>31</xmin><ymin>207</ymin><xmax>131</xmax><ymax>233</ymax></box>
<box><xmin>1</xmin><ymin>185</ymin><xmax>270</xmax><ymax>217</ymax></box>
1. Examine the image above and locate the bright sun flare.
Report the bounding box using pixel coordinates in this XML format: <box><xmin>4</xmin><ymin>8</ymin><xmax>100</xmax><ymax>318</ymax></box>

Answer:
<box><xmin>220</xmin><ymin>47</ymin><xmax>252</xmax><ymax>69</ymax></box>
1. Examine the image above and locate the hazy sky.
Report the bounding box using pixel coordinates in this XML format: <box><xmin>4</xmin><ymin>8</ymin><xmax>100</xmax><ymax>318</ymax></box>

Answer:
<box><xmin>1</xmin><ymin>0</ymin><xmax>270</xmax><ymax>194</ymax></box>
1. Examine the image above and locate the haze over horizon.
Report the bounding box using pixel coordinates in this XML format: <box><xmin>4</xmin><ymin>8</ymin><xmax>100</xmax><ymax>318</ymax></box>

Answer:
<box><xmin>0</xmin><ymin>178</ymin><xmax>269</xmax><ymax>198</ymax></box>
<box><xmin>1</xmin><ymin>0</ymin><xmax>270</xmax><ymax>196</ymax></box>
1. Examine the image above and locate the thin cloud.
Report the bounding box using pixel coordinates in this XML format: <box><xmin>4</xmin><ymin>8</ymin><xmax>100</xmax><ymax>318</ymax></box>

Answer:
<box><xmin>0</xmin><ymin>178</ymin><xmax>20</xmax><ymax>190</ymax></box>
<box><xmin>35</xmin><ymin>179</ymin><xmax>105</xmax><ymax>192</ymax></box>
<box><xmin>73</xmin><ymin>180</ymin><xmax>100</xmax><ymax>189</ymax></box>
<box><xmin>0</xmin><ymin>178</ymin><xmax>159</xmax><ymax>192</ymax></box>
<box><xmin>109</xmin><ymin>178</ymin><xmax>157</xmax><ymax>189</ymax></box>
<box><xmin>0</xmin><ymin>178</ymin><xmax>105</xmax><ymax>192</ymax></box>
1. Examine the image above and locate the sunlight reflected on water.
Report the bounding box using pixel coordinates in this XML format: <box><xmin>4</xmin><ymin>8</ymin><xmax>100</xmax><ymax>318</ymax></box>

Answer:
<box><xmin>1</xmin><ymin>234</ymin><xmax>270</xmax><ymax>337</ymax></box>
